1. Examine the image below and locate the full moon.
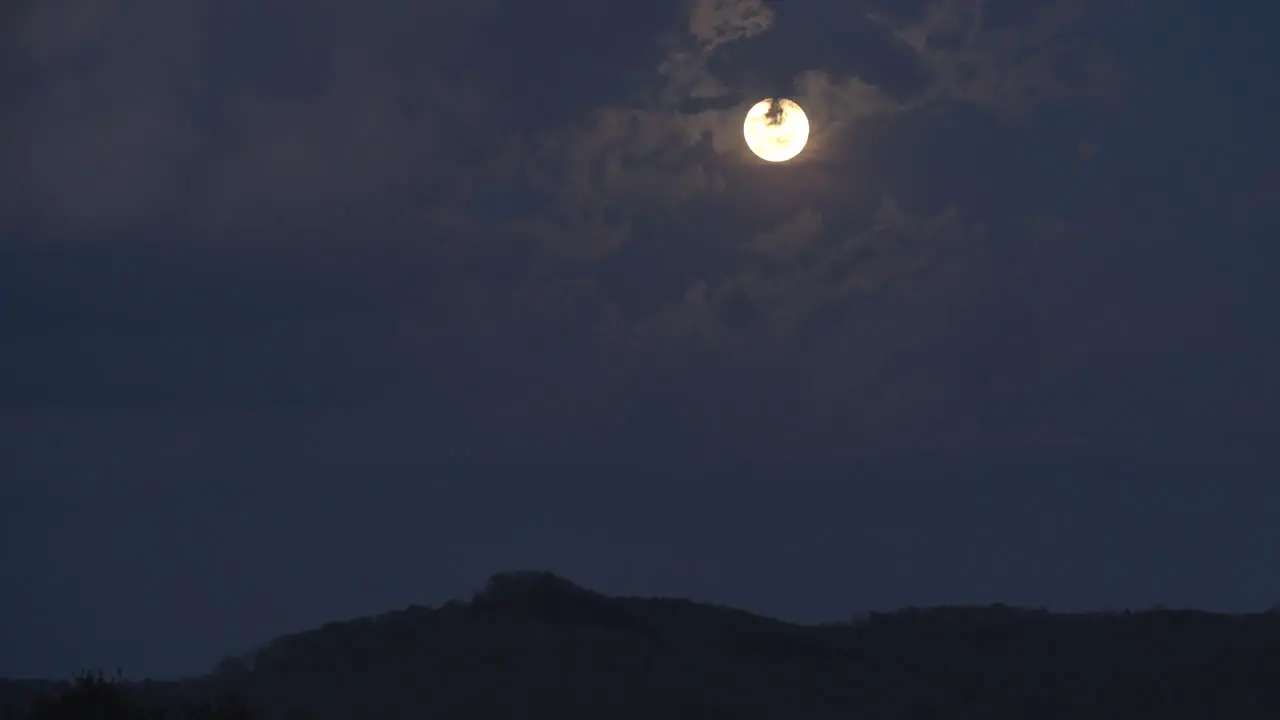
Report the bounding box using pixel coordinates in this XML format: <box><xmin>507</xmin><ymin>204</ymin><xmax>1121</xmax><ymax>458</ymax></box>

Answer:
<box><xmin>743</xmin><ymin>98</ymin><xmax>809</xmax><ymax>163</ymax></box>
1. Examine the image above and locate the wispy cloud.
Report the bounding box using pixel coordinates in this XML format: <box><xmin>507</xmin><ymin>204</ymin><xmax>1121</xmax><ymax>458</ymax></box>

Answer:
<box><xmin>877</xmin><ymin>0</ymin><xmax>1132</xmax><ymax>114</ymax></box>
<box><xmin>0</xmin><ymin>0</ymin><xmax>1162</xmax><ymax>454</ymax></box>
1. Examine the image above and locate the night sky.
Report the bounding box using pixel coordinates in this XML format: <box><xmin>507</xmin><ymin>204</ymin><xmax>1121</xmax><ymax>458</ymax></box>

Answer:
<box><xmin>2</xmin><ymin>0</ymin><xmax>1278</xmax><ymax>680</ymax></box>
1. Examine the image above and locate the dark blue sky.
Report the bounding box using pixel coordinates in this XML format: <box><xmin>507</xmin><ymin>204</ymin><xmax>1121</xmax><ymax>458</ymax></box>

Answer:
<box><xmin>2</xmin><ymin>0</ymin><xmax>1277</xmax><ymax>679</ymax></box>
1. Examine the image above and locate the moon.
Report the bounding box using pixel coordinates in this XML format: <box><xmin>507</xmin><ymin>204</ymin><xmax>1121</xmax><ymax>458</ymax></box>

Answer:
<box><xmin>743</xmin><ymin>98</ymin><xmax>809</xmax><ymax>163</ymax></box>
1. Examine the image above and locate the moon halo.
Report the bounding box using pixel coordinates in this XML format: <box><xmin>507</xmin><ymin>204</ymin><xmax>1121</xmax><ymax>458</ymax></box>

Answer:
<box><xmin>743</xmin><ymin>98</ymin><xmax>809</xmax><ymax>163</ymax></box>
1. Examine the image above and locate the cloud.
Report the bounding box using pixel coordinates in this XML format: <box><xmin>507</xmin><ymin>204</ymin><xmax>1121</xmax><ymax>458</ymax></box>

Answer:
<box><xmin>6</xmin><ymin>0</ymin><xmax>119</xmax><ymax>65</ymax></box>
<box><xmin>7</xmin><ymin>87</ymin><xmax>202</xmax><ymax>230</ymax></box>
<box><xmin>747</xmin><ymin>207</ymin><xmax>825</xmax><ymax>260</ymax></box>
<box><xmin>687</xmin><ymin>0</ymin><xmax>775</xmax><ymax>52</ymax></box>
<box><xmin>656</xmin><ymin>0</ymin><xmax>772</xmax><ymax>105</ymax></box>
<box><xmin>2</xmin><ymin>1</ymin><xmax>208</xmax><ymax>230</ymax></box>
<box><xmin>877</xmin><ymin>0</ymin><xmax>1132</xmax><ymax>114</ymax></box>
<box><xmin>619</xmin><ymin>197</ymin><xmax>965</xmax><ymax>354</ymax></box>
<box><xmin>195</xmin><ymin>61</ymin><xmax>440</xmax><ymax>229</ymax></box>
<box><xmin>397</xmin><ymin>0</ymin><xmax>1133</xmax><ymax>376</ymax></box>
<box><xmin>1</xmin><ymin>0</ymin><xmax>499</xmax><ymax>235</ymax></box>
<box><xmin>0</xmin><ymin>0</ymin><xmax>1169</xmax><ymax>457</ymax></box>
<box><xmin>2</xmin><ymin>0</ymin><xmax>1122</xmax><ymax>238</ymax></box>
<box><xmin>686</xmin><ymin>0</ymin><xmax>773</xmax><ymax>56</ymax></box>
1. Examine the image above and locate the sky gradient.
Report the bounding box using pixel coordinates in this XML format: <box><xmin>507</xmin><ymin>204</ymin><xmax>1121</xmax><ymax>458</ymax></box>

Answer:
<box><xmin>2</xmin><ymin>0</ymin><xmax>1278</xmax><ymax>679</ymax></box>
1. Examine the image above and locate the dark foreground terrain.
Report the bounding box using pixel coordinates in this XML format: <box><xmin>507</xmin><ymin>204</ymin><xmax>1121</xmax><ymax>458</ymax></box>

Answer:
<box><xmin>5</xmin><ymin>571</ymin><xmax>1280</xmax><ymax>719</ymax></box>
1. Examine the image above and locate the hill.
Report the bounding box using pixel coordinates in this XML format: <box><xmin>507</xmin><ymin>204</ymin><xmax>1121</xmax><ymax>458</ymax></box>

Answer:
<box><xmin>5</xmin><ymin>571</ymin><xmax>1280</xmax><ymax>719</ymax></box>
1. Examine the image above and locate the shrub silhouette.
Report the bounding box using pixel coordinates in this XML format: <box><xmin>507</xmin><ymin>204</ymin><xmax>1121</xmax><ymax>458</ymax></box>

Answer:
<box><xmin>25</xmin><ymin>673</ymin><xmax>155</xmax><ymax>720</ymax></box>
<box><xmin>19</xmin><ymin>673</ymin><xmax>249</xmax><ymax>720</ymax></box>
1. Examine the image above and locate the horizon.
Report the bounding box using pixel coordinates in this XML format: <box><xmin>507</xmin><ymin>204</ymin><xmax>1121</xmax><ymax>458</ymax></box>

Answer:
<box><xmin>6</xmin><ymin>567</ymin><xmax>1279</xmax><ymax>684</ymax></box>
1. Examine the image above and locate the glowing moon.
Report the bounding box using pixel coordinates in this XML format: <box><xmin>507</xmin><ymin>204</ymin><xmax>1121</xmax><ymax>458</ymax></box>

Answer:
<box><xmin>743</xmin><ymin>98</ymin><xmax>809</xmax><ymax>163</ymax></box>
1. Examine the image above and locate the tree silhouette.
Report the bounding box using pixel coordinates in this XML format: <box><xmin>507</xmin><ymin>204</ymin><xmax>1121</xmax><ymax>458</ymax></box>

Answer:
<box><xmin>19</xmin><ymin>673</ymin><xmax>250</xmax><ymax>720</ymax></box>
<box><xmin>5</xmin><ymin>572</ymin><xmax>1280</xmax><ymax>720</ymax></box>
<box><xmin>25</xmin><ymin>672</ymin><xmax>157</xmax><ymax>720</ymax></box>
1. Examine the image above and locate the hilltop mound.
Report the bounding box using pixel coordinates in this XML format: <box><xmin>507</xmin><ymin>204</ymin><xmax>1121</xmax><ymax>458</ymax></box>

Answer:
<box><xmin>468</xmin><ymin>570</ymin><xmax>653</xmax><ymax>634</ymax></box>
<box><xmin>5</xmin><ymin>573</ymin><xmax>1280</xmax><ymax>719</ymax></box>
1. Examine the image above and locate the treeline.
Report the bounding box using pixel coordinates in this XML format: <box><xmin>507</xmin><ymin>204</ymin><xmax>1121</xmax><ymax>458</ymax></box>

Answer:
<box><xmin>5</xmin><ymin>572</ymin><xmax>1280</xmax><ymax>719</ymax></box>
<box><xmin>1</xmin><ymin>673</ymin><xmax>251</xmax><ymax>720</ymax></box>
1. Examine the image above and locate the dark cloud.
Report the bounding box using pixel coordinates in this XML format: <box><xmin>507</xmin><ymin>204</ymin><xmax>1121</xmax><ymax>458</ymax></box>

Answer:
<box><xmin>2</xmin><ymin>0</ymin><xmax>1272</xmax><ymax>462</ymax></box>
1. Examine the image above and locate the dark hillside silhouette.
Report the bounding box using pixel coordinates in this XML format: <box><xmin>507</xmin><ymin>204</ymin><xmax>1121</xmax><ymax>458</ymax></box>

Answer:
<box><xmin>5</xmin><ymin>571</ymin><xmax>1280</xmax><ymax>719</ymax></box>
